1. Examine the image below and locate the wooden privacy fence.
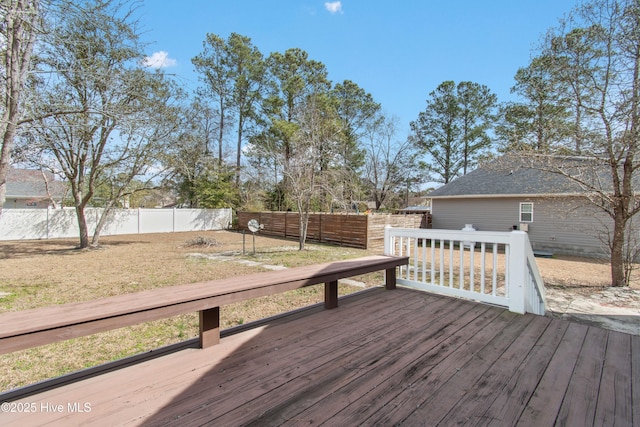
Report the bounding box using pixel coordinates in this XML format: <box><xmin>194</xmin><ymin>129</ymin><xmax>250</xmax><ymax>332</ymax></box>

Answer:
<box><xmin>237</xmin><ymin>211</ymin><xmax>430</xmax><ymax>250</ymax></box>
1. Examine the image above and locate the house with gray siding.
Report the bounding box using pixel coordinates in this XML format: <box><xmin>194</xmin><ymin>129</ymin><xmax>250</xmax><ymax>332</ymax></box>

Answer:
<box><xmin>426</xmin><ymin>157</ymin><xmax>628</xmax><ymax>259</ymax></box>
<box><xmin>3</xmin><ymin>168</ymin><xmax>66</xmax><ymax>209</ymax></box>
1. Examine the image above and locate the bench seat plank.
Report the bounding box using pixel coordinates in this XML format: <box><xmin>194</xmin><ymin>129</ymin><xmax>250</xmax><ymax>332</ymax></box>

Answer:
<box><xmin>0</xmin><ymin>255</ymin><xmax>408</xmax><ymax>354</ymax></box>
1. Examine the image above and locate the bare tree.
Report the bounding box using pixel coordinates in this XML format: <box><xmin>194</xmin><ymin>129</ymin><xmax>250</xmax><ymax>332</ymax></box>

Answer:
<box><xmin>0</xmin><ymin>0</ymin><xmax>40</xmax><ymax>213</ymax></box>
<box><xmin>165</xmin><ymin>97</ymin><xmax>230</xmax><ymax>207</ymax></box>
<box><xmin>363</xmin><ymin>114</ymin><xmax>418</xmax><ymax>210</ymax></box>
<box><xmin>284</xmin><ymin>94</ymin><xmax>341</xmax><ymax>250</ymax></box>
<box><xmin>518</xmin><ymin>0</ymin><xmax>640</xmax><ymax>286</ymax></box>
<box><xmin>89</xmin><ymin>79</ymin><xmax>183</xmax><ymax>245</ymax></box>
<box><xmin>21</xmin><ymin>0</ymin><xmax>178</xmax><ymax>249</ymax></box>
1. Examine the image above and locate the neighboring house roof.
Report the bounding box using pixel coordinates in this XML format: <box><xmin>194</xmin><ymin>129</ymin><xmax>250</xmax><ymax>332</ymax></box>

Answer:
<box><xmin>427</xmin><ymin>155</ymin><xmax>632</xmax><ymax>199</ymax></box>
<box><xmin>6</xmin><ymin>168</ymin><xmax>66</xmax><ymax>201</ymax></box>
<box><xmin>397</xmin><ymin>205</ymin><xmax>431</xmax><ymax>213</ymax></box>
<box><xmin>406</xmin><ymin>196</ymin><xmax>431</xmax><ymax>207</ymax></box>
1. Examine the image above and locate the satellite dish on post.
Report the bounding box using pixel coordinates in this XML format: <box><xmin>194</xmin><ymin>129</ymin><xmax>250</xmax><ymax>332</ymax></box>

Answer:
<box><xmin>245</xmin><ymin>218</ymin><xmax>263</xmax><ymax>254</ymax></box>
<box><xmin>248</xmin><ymin>219</ymin><xmax>261</xmax><ymax>233</ymax></box>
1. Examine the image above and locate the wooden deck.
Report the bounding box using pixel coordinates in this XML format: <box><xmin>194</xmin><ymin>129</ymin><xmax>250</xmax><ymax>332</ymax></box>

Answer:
<box><xmin>2</xmin><ymin>287</ymin><xmax>639</xmax><ymax>426</ymax></box>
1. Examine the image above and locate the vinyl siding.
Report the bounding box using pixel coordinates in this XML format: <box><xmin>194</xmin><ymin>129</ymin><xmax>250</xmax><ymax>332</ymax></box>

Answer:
<box><xmin>431</xmin><ymin>196</ymin><xmax>610</xmax><ymax>258</ymax></box>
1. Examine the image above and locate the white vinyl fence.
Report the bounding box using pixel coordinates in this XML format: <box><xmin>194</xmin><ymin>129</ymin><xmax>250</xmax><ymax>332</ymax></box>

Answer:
<box><xmin>0</xmin><ymin>208</ymin><xmax>233</xmax><ymax>241</ymax></box>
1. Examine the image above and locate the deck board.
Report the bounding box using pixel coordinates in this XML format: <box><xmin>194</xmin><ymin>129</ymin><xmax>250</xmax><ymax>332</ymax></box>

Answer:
<box><xmin>633</xmin><ymin>335</ymin><xmax>640</xmax><ymax>427</ymax></box>
<box><xmin>594</xmin><ymin>331</ymin><xmax>633</xmax><ymax>426</ymax></box>
<box><xmin>478</xmin><ymin>318</ymin><xmax>570</xmax><ymax>426</ymax></box>
<box><xmin>555</xmin><ymin>326</ymin><xmax>608</xmax><ymax>426</ymax></box>
<box><xmin>331</xmin><ymin>310</ymin><xmax>514</xmax><ymax>425</ymax></box>
<box><xmin>1</xmin><ymin>287</ymin><xmax>638</xmax><ymax>426</ymax></box>
<box><xmin>515</xmin><ymin>321</ymin><xmax>589</xmax><ymax>426</ymax></box>
<box><xmin>214</xmin><ymin>299</ymin><xmax>482</xmax><ymax>426</ymax></box>
<box><xmin>150</xmin><ymin>291</ymin><xmax>428</xmax><ymax>423</ymax></box>
<box><xmin>393</xmin><ymin>310</ymin><xmax>531</xmax><ymax>426</ymax></box>
<box><xmin>436</xmin><ymin>314</ymin><xmax>552</xmax><ymax>426</ymax></box>
<box><xmin>285</xmin><ymin>300</ymin><xmax>496</xmax><ymax>427</ymax></box>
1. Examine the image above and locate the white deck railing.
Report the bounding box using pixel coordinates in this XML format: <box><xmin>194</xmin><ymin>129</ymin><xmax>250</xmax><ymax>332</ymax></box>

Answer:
<box><xmin>384</xmin><ymin>227</ymin><xmax>546</xmax><ymax>315</ymax></box>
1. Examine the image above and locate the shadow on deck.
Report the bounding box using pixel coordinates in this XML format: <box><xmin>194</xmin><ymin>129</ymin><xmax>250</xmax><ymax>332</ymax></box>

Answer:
<box><xmin>2</xmin><ymin>287</ymin><xmax>639</xmax><ymax>426</ymax></box>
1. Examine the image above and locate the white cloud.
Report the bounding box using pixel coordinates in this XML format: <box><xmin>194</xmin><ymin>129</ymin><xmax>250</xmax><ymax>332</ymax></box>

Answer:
<box><xmin>142</xmin><ymin>51</ymin><xmax>177</xmax><ymax>69</ymax></box>
<box><xmin>324</xmin><ymin>1</ymin><xmax>343</xmax><ymax>14</ymax></box>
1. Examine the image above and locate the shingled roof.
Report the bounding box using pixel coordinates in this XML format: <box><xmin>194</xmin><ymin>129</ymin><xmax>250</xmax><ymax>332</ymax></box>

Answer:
<box><xmin>6</xmin><ymin>168</ymin><xmax>66</xmax><ymax>201</ymax></box>
<box><xmin>427</xmin><ymin>155</ymin><xmax>620</xmax><ymax>198</ymax></box>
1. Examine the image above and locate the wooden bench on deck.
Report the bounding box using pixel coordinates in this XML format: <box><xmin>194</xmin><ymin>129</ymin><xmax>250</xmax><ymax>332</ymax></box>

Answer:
<box><xmin>0</xmin><ymin>255</ymin><xmax>408</xmax><ymax>357</ymax></box>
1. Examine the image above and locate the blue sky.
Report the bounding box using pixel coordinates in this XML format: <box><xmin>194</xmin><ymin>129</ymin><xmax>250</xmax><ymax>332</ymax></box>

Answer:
<box><xmin>139</xmin><ymin>1</ymin><xmax>578</xmax><ymax>139</ymax></box>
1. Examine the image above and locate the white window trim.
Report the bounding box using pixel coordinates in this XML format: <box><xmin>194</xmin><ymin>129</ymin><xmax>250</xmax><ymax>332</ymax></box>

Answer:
<box><xmin>519</xmin><ymin>202</ymin><xmax>533</xmax><ymax>223</ymax></box>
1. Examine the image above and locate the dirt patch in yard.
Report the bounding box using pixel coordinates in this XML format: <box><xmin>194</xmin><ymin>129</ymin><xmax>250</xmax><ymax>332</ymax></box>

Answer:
<box><xmin>534</xmin><ymin>255</ymin><xmax>640</xmax><ymax>335</ymax></box>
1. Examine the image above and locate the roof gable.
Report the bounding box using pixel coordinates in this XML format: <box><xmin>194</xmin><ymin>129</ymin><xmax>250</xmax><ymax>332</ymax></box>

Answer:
<box><xmin>6</xmin><ymin>169</ymin><xmax>66</xmax><ymax>200</ymax></box>
<box><xmin>427</xmin><ymin>156</ymin><xmax>619</xmax><ymax>198</ymax></box>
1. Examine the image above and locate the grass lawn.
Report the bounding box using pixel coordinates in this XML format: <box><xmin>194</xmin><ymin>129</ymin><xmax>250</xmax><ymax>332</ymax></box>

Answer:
<box><xmin>0</xmin><ymin>231</ymin><xmax>381</xmax><ymax>391</ymax></box>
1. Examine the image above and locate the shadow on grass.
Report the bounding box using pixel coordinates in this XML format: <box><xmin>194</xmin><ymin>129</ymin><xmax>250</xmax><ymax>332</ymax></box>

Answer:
<box><xmin>0</xmin><ymin>239</ymin><xmax>152</xmax><ymax>259</ymax></box>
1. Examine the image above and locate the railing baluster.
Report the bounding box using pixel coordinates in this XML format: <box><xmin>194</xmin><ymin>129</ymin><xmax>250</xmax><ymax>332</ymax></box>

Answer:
<box><xmin>413</xmin><ymin>238</ymin><xmax>419</xmax><ymax>282</ymax></box>
<box><xmin>398</xmin><ymin>237</ymin><xmax>404</xmax><ymax>278</ymax></box>
<box><xmin>449</xmin><ymin>240</ymin><xmax>454</xmax><ymax>288</ymax></box>
<box><xmin>459</xmin><ymin>244</ymin><xmax>464</xmax><ymax>290</ymax></box>
<box><xmin>430</xmin><ymin>237</ymin><xmax>435</xmax><ymax>284</ymax></box>
<box><xmin>480</xmin><ymin>242</ymin><xmax>486</xmax><ymax>294</ymax></box>
<box><xmin>492</xmin><ymin>243</ymin><xmax>498</xmax><ymax>296</ymax></box>
<box><xmin>470</xmin><ymin>246</ymin><xmax>475</xmax><ymax>293</ymax></box>
<box><xmin>504</xmin><ymin>244</ymin><xmax>510</xmax><ymax>297</ymax></box>
<box><xmin>408</xmin><ymin>238</ymin><xmax>413</xmax><ymax>280</ymax></box>
<box><xmin>420</xmin><ymin>238</ymin><xmax>426</xmax><ymax>282</ymax></box>
<box><xmin>439</xmin><ymin>239</ymin><xmax>445</xmax><ymax>287</ymax></box>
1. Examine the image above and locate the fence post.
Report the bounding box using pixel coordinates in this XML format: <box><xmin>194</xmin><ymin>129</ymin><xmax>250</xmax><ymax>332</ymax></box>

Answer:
<box><xmin>364</xmin><ymin>214</ymin><xmax>369</xmax><ymax>249</ymax></box>
<box><xmin>384</xmin><ymin>225</ymin><xmax>393</xmax><ymax>256</ymax></box>
<box><xmin>46</xmin><ymin>206</ymin><xmax>51</xmax><ymax>239</ymax></box>
<box><xmin>173</xmin><ymin>207</ymin><xmax>177</xmax><ymax>232</ymax></box>
<box><xmin>507</xmin><ymin>231</ymin><xmax>527</xmax><ymax>314</ymax></box>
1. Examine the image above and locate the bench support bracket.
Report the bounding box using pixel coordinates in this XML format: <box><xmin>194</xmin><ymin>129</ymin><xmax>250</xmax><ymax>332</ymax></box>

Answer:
<box><xmin>385</xmin><ymin>267</ymin><xmax>397</xmax><ymax>290</ymax></box>
<box><xmin>325</xmin><ymin>280</ymin><xmax>338</xmax><ymax>309</ymax></box>
<box><xmin>200</xmin><ymin>307</ymin><xmax>220</xmax><ymax>348</ymax></box>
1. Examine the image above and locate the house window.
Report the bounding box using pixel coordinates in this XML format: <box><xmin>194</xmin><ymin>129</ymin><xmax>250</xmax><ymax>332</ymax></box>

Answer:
<box><xmin>520</xmin><ymin>202</ymin><xmax>533</xmax><ymax>222</ymax></box>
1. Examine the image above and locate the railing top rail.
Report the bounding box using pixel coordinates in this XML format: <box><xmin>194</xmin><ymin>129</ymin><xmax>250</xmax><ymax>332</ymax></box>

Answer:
<box><xmin>523</xmin><ymin>235</ymin><xmax>547</xmax><ymax>307</ymax></box>
<box><xmin>385</xmin><ymin>227</ymin><xmax>516</xmax><ymax>245</ymax></box>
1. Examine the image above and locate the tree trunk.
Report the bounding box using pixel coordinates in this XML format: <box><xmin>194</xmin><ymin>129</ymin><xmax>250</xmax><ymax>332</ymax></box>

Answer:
<box><xmin>375</xmin><ymin>197</ymin><xmax>382</xmax><ymax>210</ymax></box>
<box><xmin>610</xmin><ymin>211</ymin><xmax>627</xmax><ymax>287</ymax></box>
<box><xmin>298</xmin><ymin>211</ymin><xmax>308</xmax><ymax>251</ymax></box>
<box><xmin>218</xmin><ymin>103</ymin><xmax>225</xmax><ymax>166</ymax></box>
<box><xmin>0</xmin><ymin>0</ymin><xmax>40</xmax><ymax>213</ymax></box>
<box><xmin>236</xmin><ymin>112</ymin><xmax>243</xmax><ymax>186</ymax></box>
<box><xmin>91</xmin><ymin>200</ymin><xmax>116</xmax><ymax>246</ymax></box>
<box><xmin>76</xmin><ymin>204</ymin><xmax>90</xmax><ymax>249</ymax></box>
